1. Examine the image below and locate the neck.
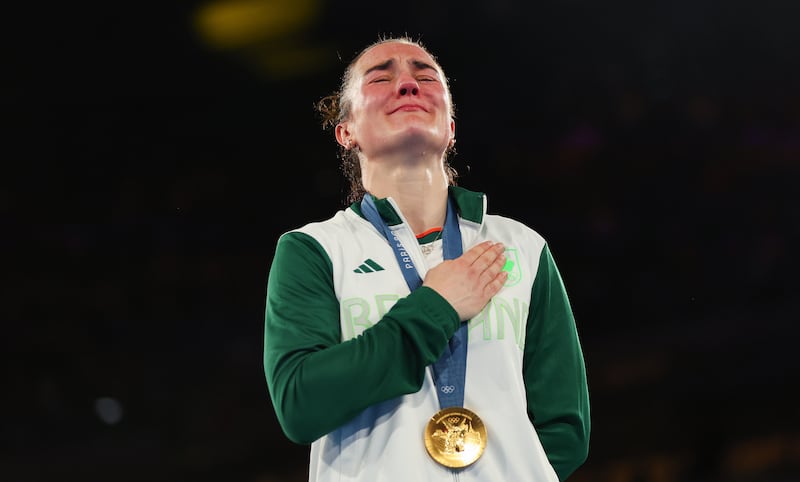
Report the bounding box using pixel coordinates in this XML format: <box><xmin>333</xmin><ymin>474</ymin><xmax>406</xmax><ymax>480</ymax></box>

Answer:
<box><xmin>362</xmin><ymin>155</ymin><xmax>449</xmax><ymax>235</ymax></box>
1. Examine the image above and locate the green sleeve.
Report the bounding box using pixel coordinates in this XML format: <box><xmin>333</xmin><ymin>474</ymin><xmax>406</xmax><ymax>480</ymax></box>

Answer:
<box><xmin>523</xmin><ymin>244</ymin><xmax>591</xmax><ymax>480</ymax></box>
<box><xmin>263</xmin><ymin>231</ymin><xmax>460</xmax><ymax>444</ymax></box>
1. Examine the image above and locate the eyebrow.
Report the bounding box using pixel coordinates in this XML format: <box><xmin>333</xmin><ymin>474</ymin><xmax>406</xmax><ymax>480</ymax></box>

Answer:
<box><xmin>363</xmin><ymin>58</ymin><xmax>439</xmax><ymax>76</ymax></box>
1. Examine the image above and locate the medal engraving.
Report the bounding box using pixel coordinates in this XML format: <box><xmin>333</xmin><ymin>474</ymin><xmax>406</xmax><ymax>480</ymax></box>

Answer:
<box><xmin>424</xmin><ymin>407</ymin><xmax>487</xmax><ymax>468</ymax></box>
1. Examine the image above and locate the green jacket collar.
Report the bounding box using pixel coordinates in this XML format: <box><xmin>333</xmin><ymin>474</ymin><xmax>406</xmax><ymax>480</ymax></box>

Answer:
<box><xmin>350</xmin><ymin>186</ymin><xmax>485</xmax><ymax>226</ymax></box>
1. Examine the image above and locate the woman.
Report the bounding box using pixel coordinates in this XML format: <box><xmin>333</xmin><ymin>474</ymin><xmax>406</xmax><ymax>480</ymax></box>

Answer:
<box><xmin>264</xmin><ymin>35</ymin><xmax>590</xmax><ymax>481</ymax></box>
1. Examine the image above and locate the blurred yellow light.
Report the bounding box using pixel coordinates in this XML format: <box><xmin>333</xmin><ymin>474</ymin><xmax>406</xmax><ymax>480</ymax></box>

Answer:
<box><xmin>255</xmin><ymin>44</ymin><xmax>331</xmax><ymax>77</ymax></box>
<box><xmin>194</xmin><ymin>0</ymin><xmax>318</xmax><ymax>50</ymax></box>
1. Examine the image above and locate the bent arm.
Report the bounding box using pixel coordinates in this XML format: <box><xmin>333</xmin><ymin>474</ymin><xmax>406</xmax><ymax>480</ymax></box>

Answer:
<box><xmin>263</xmin><ymin>232</ymin><xmax>459</xmax><ymax>444</ymax></box>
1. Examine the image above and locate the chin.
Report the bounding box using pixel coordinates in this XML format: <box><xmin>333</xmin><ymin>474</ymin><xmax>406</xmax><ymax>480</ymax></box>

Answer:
<box><xmin>394</xmin><ymin>125</ymin><xmax>448</xmax><ymax>146</ymax></box>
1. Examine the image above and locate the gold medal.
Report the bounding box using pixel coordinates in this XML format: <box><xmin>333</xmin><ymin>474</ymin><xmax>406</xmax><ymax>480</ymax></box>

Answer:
<box><xmin>424</xmin><ymin>407</ymin><xmax>487</xmax><ymax>468</ymax></box>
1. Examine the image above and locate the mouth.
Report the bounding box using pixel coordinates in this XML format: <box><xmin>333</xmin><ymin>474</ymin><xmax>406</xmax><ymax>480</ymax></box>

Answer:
<box><xmin>389</xmin><ymin>104</ymin><xmax>427</xmax><ymax>114</ymax></box>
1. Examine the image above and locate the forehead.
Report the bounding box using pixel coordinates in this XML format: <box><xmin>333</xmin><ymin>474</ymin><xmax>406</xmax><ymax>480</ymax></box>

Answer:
<box><xmin>354</xmin><ymin>42</ymin><xmax>443</xmax><ymax>77</ymax></box>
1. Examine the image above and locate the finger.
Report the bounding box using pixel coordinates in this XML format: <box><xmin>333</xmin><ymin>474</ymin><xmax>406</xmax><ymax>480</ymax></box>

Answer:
<box><xmin>480</xmin><ymin>247</ymin><xmax>506</xmax><ymax>280</ymax></box>
<box><xmin>483</xmin><ymin>270</ymin><xmax>509</xmax><ymax>297</ymax></box>
<box><xmin>472</xmin><ymin>242</ymin><xmax>505</xmax><ymax>271</ymax></box>
<box><xmin>458</xmin><ymin>241</ymin><xmax>497</xmax><ymax>265</ymax></box>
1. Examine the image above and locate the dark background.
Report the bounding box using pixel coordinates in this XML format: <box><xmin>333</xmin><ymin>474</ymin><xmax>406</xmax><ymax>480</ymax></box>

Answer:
<box><xmin>4</xmin><ymin>1</ymin><xmax>799</xmax><ymax>481</ymax></box>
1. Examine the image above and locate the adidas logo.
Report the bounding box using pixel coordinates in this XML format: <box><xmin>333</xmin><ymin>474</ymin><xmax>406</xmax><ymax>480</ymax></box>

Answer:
<box><xmin>353</xmin><ymin>259</ymin><xmax>385</xmax><ymax>274</ymax></box>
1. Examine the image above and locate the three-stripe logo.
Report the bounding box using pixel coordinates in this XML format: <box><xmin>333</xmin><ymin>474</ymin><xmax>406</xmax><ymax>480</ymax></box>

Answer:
<box><xmin>353</xmin><ymin>259</ymin><xmax>385</xmax><ymax>274</ymax></box>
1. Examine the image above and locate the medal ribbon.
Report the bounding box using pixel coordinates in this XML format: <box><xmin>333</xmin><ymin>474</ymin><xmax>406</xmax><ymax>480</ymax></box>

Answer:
<box><xmin>360</xmin><ymin>194</ymin><xmax>468</xmax><ymax>409</ymax></box>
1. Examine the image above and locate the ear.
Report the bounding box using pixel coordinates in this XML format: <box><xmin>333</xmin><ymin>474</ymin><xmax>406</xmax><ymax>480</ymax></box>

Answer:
<box><xmin>335</xmin><ymin>123</ymin><xmax>353</xmax><ymax>149</ymax></box>
<box><xmin>449</xmin><ymin>118</ymin><xmax>456</xmax><ymax>143</ymax></box>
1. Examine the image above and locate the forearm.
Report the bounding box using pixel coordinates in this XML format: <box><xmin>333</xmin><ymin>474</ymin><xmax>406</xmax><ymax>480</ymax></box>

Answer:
<box><xmin>263</xmin><ymin>232</ymin><xmax>460</xmax><ymax>444</ymax></box>
<box><xmin>267</xmin><ymin>286</ymin><xmax>458</xmax><ymax>444</ymax></box>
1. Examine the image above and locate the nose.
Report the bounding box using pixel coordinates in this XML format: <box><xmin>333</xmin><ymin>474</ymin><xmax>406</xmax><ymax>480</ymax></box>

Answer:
<box><xmin>397</xmin><ymin>76</ymin><xmax>419</xmax><ymax>96</ymax></box>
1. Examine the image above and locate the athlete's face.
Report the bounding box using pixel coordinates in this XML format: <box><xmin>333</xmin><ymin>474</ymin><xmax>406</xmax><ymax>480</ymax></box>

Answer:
<box><xmin>336</xmin><ymin>42</ymin><xmax>455</xmax><ymax>157</ymax></box>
